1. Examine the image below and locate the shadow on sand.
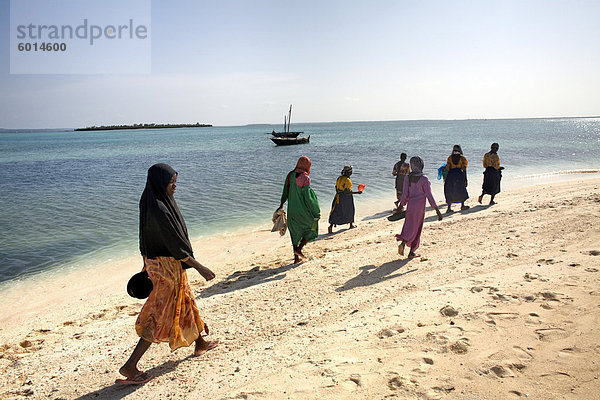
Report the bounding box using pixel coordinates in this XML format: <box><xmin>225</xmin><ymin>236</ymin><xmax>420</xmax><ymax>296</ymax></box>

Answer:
<box><xmin>336</xmin><ymin>259</ymin><xmax>418</xmax><ymax>292</ymax></box>
<box><xmin>362</xmin><ymin>210</ymin><xmax>394</xmax><ymax>221</ymax></box>
<box><xmin>197</xmin><ymin>262</ymin><xmax>300</xmax><ymax>299</ymax></box>
<box><xmin>74</xmin><ymin>358</ymin><xmax>186</xmax><ymax>400</ymax></box>
<box><xmin>424</xmin><ymin>203</ymin><xmax>491</xmax><ymax>223</ymax></box>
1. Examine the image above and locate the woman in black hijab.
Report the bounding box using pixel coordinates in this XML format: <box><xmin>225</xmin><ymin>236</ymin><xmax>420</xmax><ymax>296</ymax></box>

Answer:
<box><xmin>118</xmin><ymin>164</ymin><xmax>217</xmax><ymax>384</ymax></box>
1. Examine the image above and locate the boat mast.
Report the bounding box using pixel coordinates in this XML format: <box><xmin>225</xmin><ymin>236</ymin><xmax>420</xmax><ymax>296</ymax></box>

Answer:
<box><xmin>287</xmin><ymin>104</ymin><xmax>292</xmax><ymax>133</ymax></box>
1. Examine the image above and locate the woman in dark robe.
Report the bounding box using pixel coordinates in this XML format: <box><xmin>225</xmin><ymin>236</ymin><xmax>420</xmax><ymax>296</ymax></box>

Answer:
<box><xmin>444</xmin><ymin>145</ymin><xmax>470</xmax><ymax>213</ymax></box>
<box><xmin>479</xmin><ymin>142</ymin><xmax>504</xmax><ymax>205</ymax></box>
<box><xmin>118</xmin><ymin>163</ymin><xmax>217</xmax><ymax>385</ymax></box>
<box><xmin>328</xmin><ymin>165</ymin><xmax>363</xmax><ymax>233</ymax></box>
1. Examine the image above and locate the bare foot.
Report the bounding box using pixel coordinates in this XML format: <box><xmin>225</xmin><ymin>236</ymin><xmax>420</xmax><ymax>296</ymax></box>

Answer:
<box><xmin>328</xmin><ymin>225</ymin><xmax>333</xmax><ymax>234</ymax></box>
<box><xmin>489</xmin><ymin>200</ymin><xmax>496</xmax><ymax>205</ymax></box>
<box><xmin>349</xmin><ymin>223</ymin><xmax>357</xmax><ymax>229</ymax></box>
<box><xmin>408</xmin><ymin>252</ymin><xmax>420</xmax><ymax>259</ymax></box>
<box><xmin>398</xmin><ymin>242</ymin><xmax>405</xmax><ymax>256</ymax></box>
<box><xmin>119</xmin><ymin>365</ymin><xmax>143</xmax><ymax>380</ymax></box>
<box><xmin>193</xmin><ymin>339</ymin><xmax>219</xmax><ymax>357</ymax></box>
<box><xmin>115</xmin><ymin>371</ymin><xmax>152</xmax><ymax>385</ymax></box>
<box><xmin>294</xmin><ymin>252</ymin><xmax>306</xmax><ymax>264</ymax></box>
<box><xmin>478</xmin><ymin>195</ymin><xmax>482</xmax><ymax>204</ymax></box>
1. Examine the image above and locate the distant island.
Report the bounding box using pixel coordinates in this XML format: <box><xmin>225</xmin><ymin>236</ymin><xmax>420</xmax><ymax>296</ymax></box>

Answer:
<box><xmin>75</xmin><ymin>123</ymin><xmax>212</xmax><ymax>131</ymax></box>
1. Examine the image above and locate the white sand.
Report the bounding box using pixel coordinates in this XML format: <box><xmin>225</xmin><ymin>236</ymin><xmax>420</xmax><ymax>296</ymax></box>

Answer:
<box><xmin>1</xmin><ymin>175</ymin><xmax>599</xmax><ymax>399</ymax></box>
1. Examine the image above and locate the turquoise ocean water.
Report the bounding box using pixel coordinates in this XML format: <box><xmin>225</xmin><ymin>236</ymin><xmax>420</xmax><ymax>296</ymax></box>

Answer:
<box><xmin>1</xmin><ymin>117</ymin><xmax>599</xmax><ymax>285</ymax></box>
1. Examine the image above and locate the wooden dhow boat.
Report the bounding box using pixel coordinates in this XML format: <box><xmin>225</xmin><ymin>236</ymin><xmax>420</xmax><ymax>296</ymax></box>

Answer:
<box><xmin>269</xmin><ymin>105</ymin><xmax>310</xmax><ymax>145</ymax></box>
<box><xmin>270</xmin><ymin>135</ymin><xmax>310</xmax><ymax>146</ymax></box>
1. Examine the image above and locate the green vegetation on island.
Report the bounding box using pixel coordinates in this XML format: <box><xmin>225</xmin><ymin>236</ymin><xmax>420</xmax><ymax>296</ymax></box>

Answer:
<box><xmin>75</xmin><ymin>122</ymin><xmax>212</xmax><ymax>131</ymax></box>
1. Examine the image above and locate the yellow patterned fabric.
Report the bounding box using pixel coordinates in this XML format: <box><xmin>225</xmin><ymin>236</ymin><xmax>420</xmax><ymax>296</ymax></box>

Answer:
<box><xmin>136</xmin><ymin>256</ymin><xmax>205</xmax><ymax>351</ymax></box>
<box><xmin>446</xmin><ymin>155</ymin><xmax>468</xmax><ymax>171</ymax></box>
<box><xmin>483</xmin><ymin>152</ymin><xmax>500</xmax><ymax>169</ymax></box>
<box><xmin>333</xmin><ymin>175</ymin><xmax>352</xmax><ymax>205</ymax></box>
<box><xmin>336</xmin><ymin>175</ymin><xmax>352</xmax><ymax>192</ymax></box>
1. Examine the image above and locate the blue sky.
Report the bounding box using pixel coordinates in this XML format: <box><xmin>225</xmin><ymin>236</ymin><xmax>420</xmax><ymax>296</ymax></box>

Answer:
<box><xmin>1</xmin><ymin>0</ymin><xmax>599</xmax><ymax>128</ymax></box>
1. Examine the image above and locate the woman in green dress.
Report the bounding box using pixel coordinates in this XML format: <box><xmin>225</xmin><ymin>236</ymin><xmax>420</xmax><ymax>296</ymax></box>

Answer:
<box><xmin>277</xmin><ymin>156</ymin><xmax>321</xmax><ymax>263</ymax></box>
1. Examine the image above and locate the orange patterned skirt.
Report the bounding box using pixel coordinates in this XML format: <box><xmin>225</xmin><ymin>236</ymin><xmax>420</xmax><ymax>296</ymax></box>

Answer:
<box><xmin>135</xmin><ymin>256</ymin><xmax>205</xmax><ymax>351</ymax></box>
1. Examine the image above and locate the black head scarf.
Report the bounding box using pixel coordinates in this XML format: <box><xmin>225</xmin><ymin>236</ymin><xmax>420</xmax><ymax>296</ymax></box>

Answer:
<box><xmin>139</xmin><ymin>163</ymin><xmax>194</xmax><ymax>261</ymax></box>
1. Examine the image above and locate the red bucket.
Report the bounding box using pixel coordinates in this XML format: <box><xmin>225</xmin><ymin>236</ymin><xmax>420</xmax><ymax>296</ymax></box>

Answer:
<box><xmin>357</xmin><ymin>184</ymin><xmax>365</xmax><ymax>192</ymax></box>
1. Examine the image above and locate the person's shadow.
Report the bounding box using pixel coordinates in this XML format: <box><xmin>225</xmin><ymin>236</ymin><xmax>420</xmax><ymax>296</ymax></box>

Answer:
<box><xmin>362</xmin><ymin>210</ymin><xmax>393</xmax><ymax>221</ymax></box>
<box><xmin>336</xmin><ymin>259</ymin><xmax>417</xmax><ymax>292</ymax></box>
<box><xmin>73</xmin><ymin>358</ymin><xmax>185</xmax><ymax>400</ymax></box>
<box><xmin>424</xmin><ymin>204</ymin><xmax>490</xmax><ymax>222</ymax></box>
<box><xmin>197</xmin><ymin>262</ymin><xmax>300</xmax><ymax>299</ymax></box>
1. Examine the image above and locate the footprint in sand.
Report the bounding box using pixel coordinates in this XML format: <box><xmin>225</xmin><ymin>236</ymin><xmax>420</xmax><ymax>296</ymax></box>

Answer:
<box><xmin>449</xmin><ymin>340</ymin><xmax>469</xmax><ymax>354</ymax></box>
<box><xmin>19</xmin><ymin>339</ymin><xmax>45</xmax><ymax>351</ymax></box>
<box><xmin>524</xmin><ymin>273</ymin><xmax>539</xmax><ymax>281</ymax></box>
<box><xmin>88</xmin><ymin>312</ymin><xmax>106</xmax><ymax>320</ymax></box>
<box><xmin>340</xmin><ymin>374</ymin><xmax>362</xmax><ymax>391</ymax></box>
<box><xmin>509</xmin><ymin>390</ymin><xmax>526</xmax><ymax>397</ymax></box>
<box><xmin>484</xmin><ymin>362</ymin><xmax>526</xmax><ymax>379</ymax></box>
<box><xmin>539</xmin><ymin>371</ymin><xmax>573</xmax><ymax>384</ymax></box>
<box><xmin>490</xmin><ymin>292</ymin><xmax>510</xmax><ymax>301</ymax></box>
<box><xmin>3</xmin><ymin>338</ymin><xmax>46</xmax><ymax>355</ymax></box>
<box><xmin>585</xmin><ymin>267</ymin><xmax>599</xmax><ymax>273</ymax></box>
<box><xmin>539</xmin><ymin>292</ymin><xmax>561</xmax><ymax>301</ymax></box>
<box><xmin>587</xmin><ymin>250</ymin><xmax>600</xmax><ymax>256</ymax></box>
<box><xmin>489</xmin><ymin>365</ymin><xmax>512</xmax><ymax>378</ymax></box>
<box><xmin>377</xmin><ymin>325</ymin><xmax>406</xmax><ymax>339</ymax></box>
<box><xmin>387</xmin><ymin>376</ymin><xmax>405</xmax><ymax>391</ymax></box>
<box><xmin>512</xmin><ymin>346</ymin><xmax>534</xmax><ymax>362</ymax></box>
<box><xmin>431</xmin><ymin>384</ymin><xmax>455</xmax><ymax>394</ymax></box>
<box><xmin>558</xmin><ymin>347</ymin><xmax>581</xmax><ymax>359</ymax></box>
<box><xmin>537</xmin><ymin>258</ymin><xmax>557</xmax><ymax>265</ymax></box>
<box><xmin>425</xmin><ymin>332</ymin><xmax>448</xmax><ymax>346</ymax></box>
<box><xmin>522</xmin><ymin>294</ymin><xmax>536</xmax><ymax>302</ymax></box>
<box><xmin>526</xmin><ymin>312</ymin><xmax>542</xmax><ymax>325</ymax></box>
<box><xmin>535</xmin><ymin>327</ymin><xmax>569</xmax><ymax>341</ymax></box>
<box><xmin>439</xmin><ymin>305</ymin><xmax>459</xmax><ymax>317</ymax></box>
<box><xmin>485</xmin><ymin>312</ymin><xmax>519</xmax><ymax>325</ymax></box>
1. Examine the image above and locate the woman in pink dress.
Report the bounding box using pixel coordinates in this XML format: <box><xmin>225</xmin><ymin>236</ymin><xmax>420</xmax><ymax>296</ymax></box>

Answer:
<box><xmin>395</xmin><ymin>156</ymin><xmax>443</xmax><ymax>258</ymax></box>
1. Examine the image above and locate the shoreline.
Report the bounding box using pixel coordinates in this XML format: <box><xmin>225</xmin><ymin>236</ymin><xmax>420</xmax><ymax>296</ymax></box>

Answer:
<box><xmin>1</xmin><ymin>170</ymin><xmax>599</xmax><ymax>295</ymax></box>
<box><xmin>1</xmin><ymin>171</ymin><xmax>599</xmax><ymax>329</ymax></box>
<box><xmin>0</xmin><ymin>175</ymin><xmax>599</xmax><ymax>398</ymax></box>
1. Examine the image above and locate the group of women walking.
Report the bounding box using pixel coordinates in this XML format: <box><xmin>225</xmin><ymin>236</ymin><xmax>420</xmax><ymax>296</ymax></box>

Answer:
<box><xmin>120</xmin><ymin>145</ymin><xmax>502</xmax><ymax>383</ymax></box>
<box><xmin>394</xmin><ymin>143</ymin><xmax>503</xmax><ymax>256</ymax></box>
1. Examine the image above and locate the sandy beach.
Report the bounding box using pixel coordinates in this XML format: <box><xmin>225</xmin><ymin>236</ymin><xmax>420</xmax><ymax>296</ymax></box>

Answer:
<box><xmin>1</xmin><ymin>176</ymin><xmax>599</xmax><ymax>399</ymax></box>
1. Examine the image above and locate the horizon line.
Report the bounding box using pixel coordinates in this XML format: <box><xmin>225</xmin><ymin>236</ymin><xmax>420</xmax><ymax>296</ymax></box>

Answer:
<box><xmin>2</xmin><ymin>114</ymin><xmax>599</xmax><ymax>132</ymax></box>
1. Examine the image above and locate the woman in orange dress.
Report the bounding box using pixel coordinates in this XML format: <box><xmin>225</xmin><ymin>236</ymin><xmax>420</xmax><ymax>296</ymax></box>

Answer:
<box><xmin>118</xmin><ymin>163</ymin><xmax>218</xmax><ymax>384</ymax></box>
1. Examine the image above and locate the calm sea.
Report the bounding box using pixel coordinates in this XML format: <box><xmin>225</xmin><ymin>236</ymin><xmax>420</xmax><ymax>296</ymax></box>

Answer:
<box><xmin>1</xmin><ymin>118</ymin><xmax>599</xmax><ymax>284</ymax></box>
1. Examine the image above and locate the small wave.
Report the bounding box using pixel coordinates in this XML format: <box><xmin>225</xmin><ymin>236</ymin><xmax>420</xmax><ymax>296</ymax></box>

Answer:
<box><xmin>514</xmin><ymin>169</ymin><xmax>600</xmax><ymax>180</ymax></box>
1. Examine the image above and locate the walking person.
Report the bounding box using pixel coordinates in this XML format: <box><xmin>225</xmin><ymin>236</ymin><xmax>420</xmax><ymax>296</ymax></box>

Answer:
<box><xmin>277</xmin><ymin>156</ymin><xmax>321</xmax><ymax>264</ymax></box>
<box><xmin>119</xmin><ymin>163</ymin><xmax>218</xmax><ymax>385</ymax></box>
<box><xmin>328</xmin><ymin>165</ymin><xmax>363</xmax><ymax>234</ymax></box>
<box><xmin>479</xmin><ymin>142</ymin><xmax>504</xmax><ymax>205</ymax></box>
<box><xmin>444</xmin><ymin>145</ymin><xmax>470</xmax><ymax>213</ymax></box>
<box><xmin>392</xmin><ymin>153</ymin><xmax>410</xmax><ymax>211</ymax></box>
<box><xmin>395</xmin><ymin>156</ymin><xmax>443</xmax><ymax>258</ymax></box>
